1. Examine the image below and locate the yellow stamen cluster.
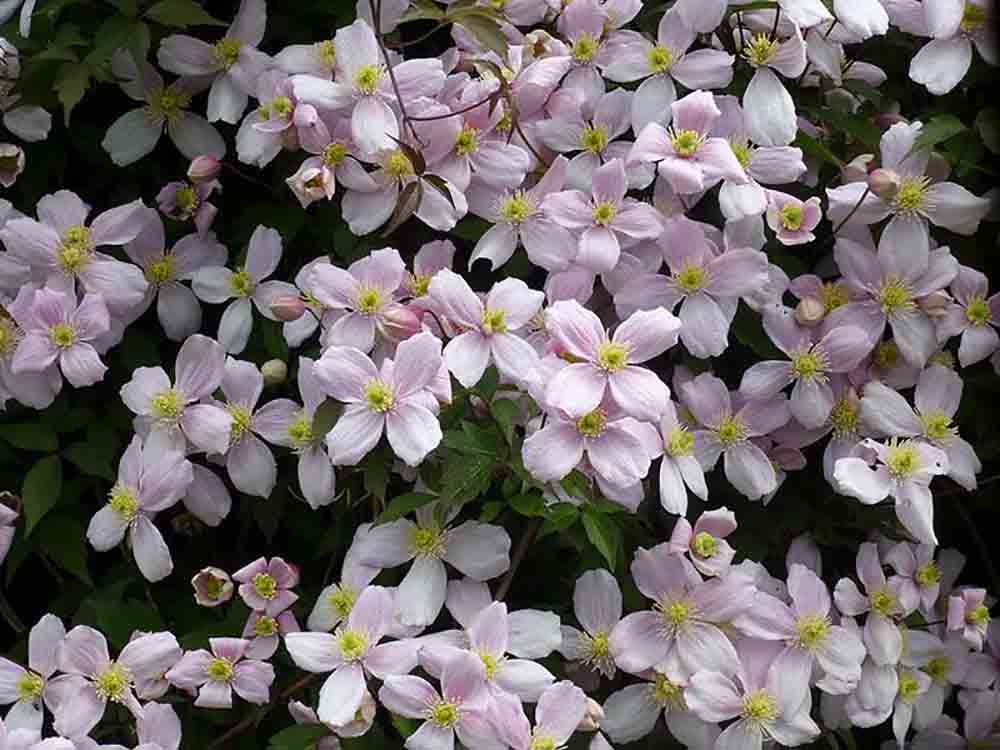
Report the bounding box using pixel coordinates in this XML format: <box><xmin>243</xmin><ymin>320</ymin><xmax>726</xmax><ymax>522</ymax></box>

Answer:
<box><xmin>576</xmin><ymin>409</ymin><xmax>608</xmax><ymax>438</ymax></box>
<box><xmin>58</xmin><ymin>225</ymin><xmax>93</xmax><ymax>274</ymax></box>
<box><xmin>364</xmin><ymin>380</ymin><xmax>394</xmax><ymax>413</ymax></box>
<box><xmin>482</xmin><ymin>309</ymin><xmax>507</xmax><ymax>335</ymax></box>
<box><xmin>94</xmin><ymin>663</ymin><xmax>132</xmax><ymax>702</ymax></box>
<box><xmin>691</xmin><ymin>532</ymin><xmax>717</xmax><ymax>559</ymax></box>
<box><xmin>892</xmin><ymin>176</ymin><xmax>931</xmax><ymax>215</ymax></box>
<box><xmin>648</xmin><ymin>45</ymin><xmax>675</xmax><ymax>75</ymax></box>
<box><xmin>965</xmin><ymin>297</ymin><xmax>991</xmax><ymax>327</ymax></box>
<box><xmin>675</xmin><ymin>264</ymin><xmax>707</xmax><ymax>293</ymax></box>
<box><xmin>49</xmin><ymin>323</ymin><xmax>76</xmax><ymax>349</ymax></box>
<box><xmin>580</xmin><ymin>125</ymin><xmax>609</xmax><ymax>154</ymax></box>
<box><xmin>151</xmin><ymin>388</ymin><xmax>184</xmax><ymax>422</ymax></box>
<box><xmin>229</xmin><ymin>268</ymin><xmax>255</xmax><ymax>298</ymax></box>
<box><xmin>715</xmin><ymin>415</ymin><xmax>747</xmax><ymax>447</ymax></box>
<box><xmin>795</xmin><ymin>614</ymin><xmax>830</xmax><ymax>650</ymax></box>
<box><xmin>666</xmin><ymin>426</ymin><xmax>694</xmax><ymax>457</ymax></box>
<box><xmin>145</xmin><ymin>84</ymin><xmax>191</xmax><ymax>126</ymax></box>
<box><xmin>328</xmin><ymin>585</ymin><xmax>357</xmax><ymax>619</ymax></box>
<box><xmin>885</xmin><ymin>439</ymin><xmax>921</xmax><ymax>479</ymax></box>
<box><xmin>499</xmin><ymin>192</ymin><xmax>534</xmax><ymax>225</ymax></box>
<box><xmin>146</xmin><ymin>255</ymin><xmax>176</xmax><ymax>285</ymax></box>
<box><xmin>744</xmin><ymin>34</ymin><xmax>779</xmax><ymax>67</ymax></box>
<box><xmin>354</xmin><ymin>64</ymin><xmax>382</xmax><ymax>96</ymax></box>
<box><xmin>213</xmin><ymin>37</ymin><xmax>242</xmax><ymax>69</ymax></box>
<box><xmin>428</xmin><ymin>700</ymin><xmax>460</xmax><ymax>727</ymax></box>
<box><xmin>337</xmin><ymin>629</ymin><xmax>369</xmax><ymax>661</ymax></box>
<box><xmin>206</xmin><ymin>657</ymin><xmax>235</xmax><ymax>682</ymax></box>
<box><xmin>596</xmin><ymin>342</ymin><xmax>628</xmax><ymax>372</ymax></box>
<box><xmin>411</xmin><ymin>525</ymin><xmax>446</xmax><ymax>557</ymax></box>
<box><xmin>109</xmin><ymin>485</ymin><xmax>139</xmax><ymax>522</ymax></box>
<box><xmin>227</xmin><ymin>404</ymin><xmax>254</xmax><ymax>443</ymax></box>
<box><xmin>670</xmin><ymin>129</ymin><xmax>703</xmax><ymax>158</ymax></box>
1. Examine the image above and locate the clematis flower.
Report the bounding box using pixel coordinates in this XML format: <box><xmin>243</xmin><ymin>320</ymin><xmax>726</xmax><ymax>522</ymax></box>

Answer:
<box><xmin>543</xmin><ymin>299</ymin><xmax>680</xmax><ymax>421</ymax></box>
<box><xmin>165</xmin><ymin>637</ymin><xmax>274</xmax><ymax>709</ymax></box>
<box><xmin>543</xmin><ymin>158</ymin><xmax>663</xmax><ymax>272</ymax></box>
<box><xmin>234</xmin><ymin>556</ymin><xmax>299</xmax><ymax>617</ymax></box>
<box><xmin>902</xmin><ymin>629</ymin><xmax>970</xmax><ymax>730</ymax></box>
<box><xmin>834</xmin><ymin>0</ymin><xmax>890</xmax><ymax>38</ymax></box>
<box><xmin>948</xmin><ymin>589</ymin><xmax>991</xmax><ymax>649</ymax></box>
<box><xmin>0</xmin><ymin>191</ymin><xmax>148</xmax><ymax>313</ymax></box>
<box><xmin>885</xmin><ymin>543</ymin><xmax>946</xmax><ymax>617</ymax></box>
<box><xmin>492</xmin><ymin>680</ymin><xmax>588</xmax><ymax>750</ymax></box>
<box><xmin>961</xmin><ymin>622</ymin><xmax>1000</xmax><ymax>688</ymax></box>
<box><xmin>192</xmin><ymin>567</ymin><xmax>234</xmax><ymax>608</ymax></box>
<box><xmin>0</xmin><ymin>614</ymin><xmax>65</xmax><ymax>733</ymax></box>
<box><xmin>628</xmin><ymin>89</ymin><xmax>748</xmax><ymax>195</ymax></box>
<box><xmin>428</xmin><ymin>269</ymin><xmax>543</xmax><ymax>388</ymax></box>
<box><xmin>766</xmin><ymin>192</ymin><xmax>823</xmax><ymax>245</ymax></box>
<box><xmin>86</xmin><ymin>435</ymin><xmax>193</xmax><ymax>582</ymax></box>
<box><xmin>352</xmin><ymin>502</ymin><xmax>510</xmax><ymax>628</ymax></box>
<box><xmin>243</xmin><ymin>610</ymin><xmax>300</xmax><ymax>660</ymax></box>
<box><xmin>936</xmin><ymin>264</ymin><xmax>1000</xmax><ymax>367</ymax></box>
<box><xmin>313</xmin><ymin>331</ymin><xmax>444</xmax><ymax>467</ymax></box>
<box><xmin>653</xmin><ymin>400</ymin><xmax>709</xmax><ymax>515</ymax></box>
<box><xmin>308</xmin><ymin>526</ymin><xmax>381</xmax><ymax>632</ymax></box>
<box><xmin>668</xmin><ymin>508</ymin><xmax>737</xmax><ymax>577</ymax></box>
<box><xmin>48</xmin><ymin>627</ymin><xmax>179</xmax><ymax>736</ymax></box>
<box><xmin>738</xmin><ymin>21</ymin><xmax>807</xmax><ymax>147</ymax></box>
<box><xmin>913</xmin><ymin>688</ymin><xmax>1000</xmax><ymax>750</ymax></box>
<box><xmin>284</xmin><ymin>120</ymin><xmax>372</xmax><ymax>208</ymax></box>
<box><xmin>157</xmin><ymin>0</ymin><xmax>270</xmax><ymax>123</ymax></box>
<box><xmin>192</xmin><ymin>225</ymin><xmax>296</xmax><ymax>354</ymax></box>
<box><xmin>910</xmin><ymin>0</ymin><xmax>996</xmax><ymax>95</ymax></box>
<box><xmin>119</xmin><ymin>333</ymin><xmax>231</xmax><ymax>455</ymax></box>
<box><xmin>10</xmin><ymin>288</ymin><xmax>109</xmax><ymax>388</ymax></box>
<box><xmin>559</xmin><ymin>569</ymin><xmax>622</xmax><ymax>679</ymax></box>
<box><xmin>124</xmin><ymin>209</ymin><xmax>227</xmax><ymax>341</ymax></box>
<box><xmin>157</xmin><ymin>178</ymin><xmax>221</xmax><ymax>237</ymax></box>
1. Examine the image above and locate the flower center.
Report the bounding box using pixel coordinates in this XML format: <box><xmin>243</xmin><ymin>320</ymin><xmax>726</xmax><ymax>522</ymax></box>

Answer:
<box><xmin>744</xmin><ymin>34</ymin><xmax>779</xmax><ymax>67</ymax></box>
<box><xmin>892</xmin><ymin>176</ymin><xmax>931</xmax><ymax>215</ymax></box>
<box><xmin>206</xmin><ymin>657</ymin><xmax>234</xmax><ymax>682</ymax></box>
<box><xmin>675</xmin><ymin>264</ymin><xmax>706</xmax><ymax>293</ymax></box>
<box><xmin>924</xmin><ymin>656</ymin><xmax>949</xmax><ymax>683</ymax></box>
<box><xmin>915</xmin><ymin>562</ymin><xmax>941</xmax><ymax>587</ymax></box>
<box><xmin>354</xmin><ymin>64</ymin><xmax>382</xmax><ymax>95</ymax></box>
<box><xmin>829</xmin><ymin>398</ymin><xmax>859</xmax><ymax>437</ymax></box>
<box><xmin>779</xmin><ymin>203</ymin><xmax>804</xmax><ymax>231</ymax></box>
<box><xmin>580</xmin><ymin>125</ymin><xmax>609</xmax><ymax>154</ymax></box>
<box><xmin>151</xmin><ymin>388</ymin><xmax>184</xmax><ymax>422</ymax></box>
<box><xmin>821</xmin><ymin>282</ymin><xmax>849</xmax><ymax>313</ymax></box>
<box><xmin>650</xmin><ymin>673</ymin><xmax>685</xmax><ymax>710</ymax></box>
<box><xmin>428</xmin><ymin>700</ymin><xmax>460</xmax><ymax>728</ymax></box>
<box><xmin>0</xmin><ymin>317</ymin><xmax>19</xmax><ymax>357</ymax></box>
<box><xmin>94</xmin><ymin>663</ymin><xmax>132</xmax><ymax>702</ymax></box>
<box><xmin>204</xmin><ymin>576</ymin><xmax>227</xmax><ymax>600</ymax></box>
<box><xmin>411</xmin><ymin>525</ymin><xmax>445</xmax><ymax>557</ymax></box>
<box><xmin>885</xmin><ymin>439</ymin><xmax>922</xmax><ymax>479</ymax></box>
<box><xmin>921</xmin><ymin>411</ymin><xmax>955</xmax><ymax>442</ymax></box>
<box><xmin>337</xmin><ymin>629</ymin><xmax>369</xmax><ymax>661</ymax></box>
<box><xmin>874</xmin><ymin>341</ymin><xmax>900</xmax><ymax>369</ymax></box>
<box><xmin>146</xmin><ymin>255</ymin><xmax>176</xmax><ymax>285</ymax></box>
<box><xmin>898</xmin><ymin>671</ymin><xmax>921</xmax><ymax>703</ymax></box>
<box><xmin>499</xmin><ymin>193</ymin><xmax>534</xmax><ymax>224</ymax></box>
<box><xmin>174</xmin><ymin>185</ymin><xmax>199</xmax><ymax>218</ymax></box>
<box><xmin>691</xmin><ymin>532</ymin><xmax>717</xmax><ymax>559</ymax></box>
<box><xmin>592</xmin><ymin>201</ymin><xmax>617</xmax><ymax>226</ymax></box>
<box><xmin>479</xmin><ymin>651</ymin><xmax>499</xmax><ymax>680</ymax></box>
<box><xmin>482</xmin><ymin>308</ymin><xmax>507</xmax><ymax>335</ymax></box>
<box><xmin>252</xmin><ymin>573</ymin><xmax>278</xmax><ymax>600</ymax></box>
<box><xmin>262</xmin><ymin>95</ymin><xmax>294</xmax><ymax>121</ymax></box>
<box><xmin>870</xmin><ymin>589</ymin><xmax>898</xmax><ymax>617</ymax></box>
<box><xmin>409</xmin><ymin>274</ymin><xmax>431</xmax><ymax>297</ymax></box>
<box><xmin>109</xmin><ymin>485</ymin><xmax>139</xmax><ymax>522</ymax></box>
<box><xmin>730</xmin><ymin>139</ymin><xmax>753</xmax><ymax>169</ymax></box>
<box><xmin>666</xmin><ymin>426</ymin><xmax>694</xmax><ymax>457</ymax></box>
<box><xmin>212</xmin><ymin>37</ymin><xmax>242</xmax><ymax>69</ymax></box>
<box><xmin>795</xmin><ymin>614</ymin><xmax>830</xmax><ymax>650</ymax></box>
<box><xmin>576</xmin><ymin>409</ymin><xmax>608</xmax><ymax>438</ymax></box>
<box><xmin>317</xmin><ymin>39</ymin><xmax>336</xmax><ymax>67</ymax></box>
<box><xmin>715</xmin><ymin>415</ymin><xmax>747</xmax><ymax>447</ymax></box>
<box><xmin>328</xmin><ymin>585</ymin><xmax>357</xmax><ymax>618</ymax></box>
<box><xmin>146</xmin><ymin>84</ymin><xmax>191</xmax><ymax>125</ymax></box>
<box><xmin>49</xmin><ymin>323</ymin><xmax>76</xmax><ymax>349</ymax></box>
<box><xmin>356</xmin><ymin>287</ymin><xmax>383</xmax><ymax>315</ymax></box>
<box><xmin>227</xmin><ymin>404</ymin><xmax>254</xmax><ymax>443</ymax></box>
<box><xmin>288</xmin><ymin>415</ymin><xmax>315</xmax><ymax>449</ymax></box>
<box><xmin>660</xmin><ymin>599</ymin><xmax>693</xmax><ymax>630</ymax></box>
<box><xmin>455</xmin><ymin>126</ymin><xmax>479</xmax><ymax>157</ymax></box>
<box><xmin>877</xmin><ymin>277</ymin><xmax>914</xmax><ymax>315</ymax></box>
<box><xmin>254</xmin><ymin>616</ymin><xmax>278</xmax><ymax>637</ymax></box>
<box><xmin>385</xmin><ymin>150</ymin><xmax>415</xmax><ymax>179</ymax></box>
<box><xmin>967</xmin><ymin>604</ymin><xmax>990</xmax><ymax>628</ymax></box>
<box><xmin>323</xmin><ymin>142</ymin><xmax>348</xmax><ymax>167</ymax></box>
<box><xmin>596</xmin><ymin>342</ymin><xmax>628</xmax><ymax>372</ymax></box>
<box><xmin>648</xmin><ymin>45</ymin><xmax>674</xmax><ymax>75</ymax></box>
<box><xmin>530</xmin><ymin>737</ymin><xmax>557</xmax><ymax>750</ymax></box>
<box><xmin>586</xmin><ymin>630</ymin><xmax>610</xmax><ymax>660</ymax></box>
<box><xmin>572</xmin><ymin>34</ymin><xmax>599</xmax><ymax>63</ymax></box>
<box><xmin>58</xmin><ymin>225</ymin><xmax>93</xmax><ymax>274</ymax></box>
<box><xmin>230</xmin><ymin>268</ymin><xmax>255</xmax><ymax>298</ymax></box>
<box><xmin>16</xmin><ymin>672</ymin><xmax>44</xmax><ymax>701</ymax></box>
<box><xmin>670</xmin><ymin>128</ymin><xmax>703</xmax><ymax>157</ymax></box>
<box><xmin>742</xmin><ymin>689</ymin><xmax>779</xmax><ymax>724</ymax></box>
<box><xmin>791</xmin><ymin>350</ymin><xmax>825</xmax><ymax>381</ymax></box>
<box><xmin>364</xmin><ymin>380</ymin><xmax>395</xmax><ymax>413</ymax></box>
<box><xmin>966</xmin><ymin>296</ymin><xmax>991</xmax><ymax>326</ymax></box>
<box><xmin>961</xmin><ymin>3</ymin><xmax>987</xmax><ymax>31</ymax></box>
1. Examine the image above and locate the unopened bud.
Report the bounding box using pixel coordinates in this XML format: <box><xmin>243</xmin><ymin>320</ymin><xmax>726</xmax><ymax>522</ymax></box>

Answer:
<box><xmin>191</xmin><ymin>567</ymin><xmax>233</xmax><ymax>607</ymax></box>
<box><xmin>873</xmin><ymin>112</ymin><xmax>908</xmax><ymax>130</ymax></box>
<box><xmin>270</xmin><ymin>295</ymin><xmax>306</xmax><ymax>322</ymax></box>
<box><xmin>377</xmin><ymin>302</ymin><xmax>422</xmax><ymax>344</ymax></box>
<box><xmin>918</xmin><ymin>291</ymin><xmax>951</xmax><ymax>318</ymax></box>
<box><xmin>262</xmin><ymin>359</ymin><xmax>288</xmax><ymax>386</ymax></box>
<box><xmin>867</xmin><ymin>168</ymin><xmax>901</xmax><ymax>201</ymax></box>
<box><xmin>794</xmin><ymin>297</ymin><xmax>825</xmax><ymax>327</ymax></box>
<box><xmin>577</xmin><ymin>697</ymin><xmax>604</xmax><ymax>732</ymax></box>
<box><xmin>841</xmin><ymin>154</ymin><xmax>874</xmax><ymax>183</ymax></box>
<box><xmin>926</xmin><ymin>151</ymin><xmax>951</xmax><ymax>182</ymax></box>
<box><xmin>187</xmin><ymin>155</ymin><xmax>221</xmax><ymax>183</ymax></box>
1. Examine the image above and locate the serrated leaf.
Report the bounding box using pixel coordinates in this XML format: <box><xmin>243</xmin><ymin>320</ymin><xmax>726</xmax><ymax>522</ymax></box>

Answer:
<box><xmin>38</xmin><ymin>515</ymin><xmax>92</xmax><ymax>586</ymax></box>
<box><xmin>144</xmin><ymin>0</ymin><xmax>227</xmax><ymax>27</ymax></box>
<box><xmin>382</xmin><ymin>181</ymin><xmax>423</xmax><ymax>237</ymax></box>
<box><xmin>0</xmin><ymin>423</ymin><xmax>58</xmax><ymax>452</ymax></box>
<box><xmin>22</xmin><ymin>456</ymin><xmax>62</xmax><ymax>536</ymax></box>
<box><xmin>911</xmin><ymin>114</ymin><xmax>967</xmax><ymax>155</ymax></box>
<box><xmin>581</xmin><ymin>509</ymin><xmax>621</xmax><ymax>569</ymax></box>
<box><xmin>509</xmin><ymin>493</ymin><xmax>545</xmax><ymax>517</ymax></box>
<box><xmin>441</xmin><ymin>452</ymin><xmax>494</xmax><ymax>501</ymax></box>
<box><xmin>376</xmin><ymin>492</ymin><xmax>437</xmax><ymax>525</ymax></box>
<box><xmin>84</xmin><ymin>15</ymin><xmax>136</xmax><ymax>65</ymax></box>
<box><xmin>268</xmin><ymin>724</ymin><xmax>331</xmax><ymax>750</ymax></box>
<box><xmin>54</xmin><ymin>63</ymin><xmax>90</xmax><ymax>126</ymax></box>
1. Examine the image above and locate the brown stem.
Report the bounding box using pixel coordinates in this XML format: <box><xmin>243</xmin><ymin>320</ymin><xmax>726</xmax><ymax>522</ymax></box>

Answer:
<box><xmin>208</xmin><ymin>673</ymin><xmax>321</xmax><ymax>749</ymax></box>
<box><xmin>830</xmin><ymin>186</ymin><xmax>871</xmax><ymax>236</ymax></box>
<box><xmin>495</xmin><ymin>519</ymin><xmax>541</xmax><ymax>601</ymax></box>
<box><xmin>408</xmin><ymin>92</ymin><xmax>497</xmax><ymax>122</ymax></box>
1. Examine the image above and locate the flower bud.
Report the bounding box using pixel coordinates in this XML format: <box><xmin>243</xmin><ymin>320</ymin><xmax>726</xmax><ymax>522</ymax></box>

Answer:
<box><xmin>192</xmin><ymin>567</ymin><xmax>233</xmax><ymax>607</ymax></box>
<box><xmin>262</xmin><ymin>359</ymin><xmax>288</xmax><ymax>386</ymax></box>
<box><xmin>841</xmin><ymin>154</ymin><xmax>874</xmax><ymax>183</ymax></box>
<box><xmin>270</xmin><ymin>295</ymin><xmax>306</xmax><ymax>322</ymax></box>
<box><xmin>918</xmin><ymin>291</ymin><xmax>951</xmax><ymax>318</ymax></box>
<box><xmin>794</xmin><ymin>297</ymin><xmax>825</xmax><ymax>327</ymax></box>
<box><xmin>867</xmin><ymin>168</ymin><xmax>901</xmax><ymax>201</ymax></box>
<box><xmin>377</xmin><ymin>302</ymin><xmax>421</xmax><ymax>344</ymax></box>
<box><xmin>577</xmin><ymin>697</ymin><xmax>605</xmax><ymax>732</ymax></box>
<box><xmin>187</xmin><ymin>155</ymin><xmax>222</xmax><ymax>183</ymax></box>
<box><xmin>873</xmin><ymin>112</ymin><xmax>907</xmax><ymax>130</ymax></box>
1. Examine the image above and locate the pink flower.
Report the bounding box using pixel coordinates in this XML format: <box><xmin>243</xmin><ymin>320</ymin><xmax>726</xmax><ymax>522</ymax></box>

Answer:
<box><xmin>668</xmin><ymin>508</ymin><xmax>737</xmax><ymax>577</ymax></box>
<box><xmin>429</xmin><ymin>269</ymin><xmax>543</xmax><ymax>388</ymax></box>
<box><xmin>910</xmin><ymin>0</ymin><xmax>995</xmax><ymax>94</ymax></box>
<box><xmin>86</xmin><ymin>436</ymin><xmax>193</xmax><ymax>582</ymax></box>
<box><xmin>884</xmin><ymin>542</ymin><xmax>945</xmax><ymax>616</ymax></box>
<box><xmin>738</xmin><ymin>23</ymin><xmax>807</xmax><ymax>147</ymax></box>
<box><xmin>165</xmin><ymin>637</ymin><xmax>275</xmax><ymax>709</ymax></box>
<box><xmin>0</xmin><ymin>190</ymin><xmax>148</xmax><ymax>313</ymax></box>
<box><xmin>233</xmin><ymin>556</ymin><xmax>299</xmax><ymax>616</ymax></box>
<box><xmin>243</xmin><ymin>610</ymin><xmax>300</xmax><ymax>660</ymax></box>
<box><xmin>285</xmin><ymin>120</ymin><xmax>372</xmax><ymax>208</ymax></box>
<box><xmin>947</xmin><ymin>589</ymin><xmax>991</xmax><ymax>649</ymax></box>
<box><xmin>314</xmin><ymin>331</ymin><xmax>445</xmax><ymax>467</ymax></box>
<box><xmin>628</xmin><ymin>90</ymin><xmax>747</xmax><ymax>195</ymax></box>
<box><xmin>913</xmin><ymin>689</ymin><xmax>1000</xmax><ymax>750</ymax></box>
<box><xmin>191</xmin><ymin>567</ymin><xmax>234</xmax><ymax>608</ymax></box>
<box><xmin>119</xmin><ymin>333</ymin><xmax>231</xmax><ymax>455</ymax></box>
<box><xmin>543</xmin><ymin>299</ymin><xmax>680</xmax><ymax>421</ymax></box>
<box><xmin>157</xmin><ymin>0</ymin><xmax>270</xmax><ymax>123</ymax></box>
<box><xmin>543</xmin><ymin>158</ymin><xmax>663</xmax><ymax>272</ymax></box>
<box><xmin>124</xmin><ymin>209</ymin><xmax>226</xmax><ymax>341</ymax></box>
<box><xmin>156</xmin><ymin>179</ymin><xmax>220</xmax><ymax>237</ymax></box>
<box><xmin>766</xmin><ymin>192</ymin><xmax>823</xmax><ymax>245</ymax></box>
<box><xmin>654</xmin><ymin>400</ymin><xmax>709</xmax><ymax>515</ymax></box>
<box><xmin>192</xmin><ymin>225</ymin><xmax>296</xmax><ymax>354</ymax></box>
<box><xmin>308</xmin><ymin>527</ymin><xmax>381</xmax><ymax>632</ymax></box>
<box><xmin>937</xmin><ymin>264</ymin><xmax>1000</xmax><ymax>367</ymax></box>
<box><xmin>49</xmin><ymin>626</ymin><xmax>180</xmax><ymax>736</ymax></box>
<box><xmin>0</xmin><ymin>614</ymin><xmax>65</xmax><ymax>733</ymax></box>
<box><xmin>492</xmin><ymin>680</ymin><xmax>588</xmax><ymax>750</ymax></box>
<box><xmin>10</xmin><ymin>288</ymin><xmax>109</xmax><ymax>388</ymax></box>
<box><xmin>558</xmin><ymin>569</ymin><xmax>623</xmax><ymax>679</ymax></box>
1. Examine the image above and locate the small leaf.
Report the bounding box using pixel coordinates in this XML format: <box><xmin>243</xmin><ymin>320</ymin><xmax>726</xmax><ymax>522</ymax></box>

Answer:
<box><xmin>390</xmin><ymin>715</ymin><xmax>419</xmax><ymax>739</ymax></box>
<box><xmin>381</xmin><ymin>181</ymin><xmax>423</xmax><ymax>237</ymax></box>
<box><xmin>911</xmin><ymin>114</ymin><xmax>967</xmax><ymax>155</ymax></box>
<box><xmin>490</xmin><ymin>399</ymin><xmax>520</xmax><ymax>445</ymax></box>
<box><xmin>440</xmin><ymin>452</ymin><xmax>494</xmax><ymax>502</ymax></box>
<box><xmin>813</xmin><ymin>108</ymin><xmax>881</xmax><ymax>149</ymax></box>
<box><xmin>454</xmin><ymin>13</ymin><xmax>508</xmax><ymax>61</ymax></box>
<box><xmin>400</xmin><ymin>0</ymin><xmax>446</xmax><ymax>22</ymax></box>
<box><xmin>509</xmin><ymin>493</ymin><xmax>546</xmax><ymax>517</ymax></box>
<box><xmin>54</xmin><ymin>63</ymin><xmax>90</xmax><ymax>126</ymax></box>
<box><xmin>144</xmin><ymin>0</ymin><xmax>227</xmax><ymax>27</ymax></box>
<box><xmin>376</xmin><ymin>493</ymin><xmax>437</xmax><ymax>525</ymax></box>
<box><xmin>268</xmin><ymin>725</ymin><xmax>332</xmax><ymax>750</ymax></box>
<box><xmin>22</xmin><ymin>456</ymin><xmax>63</xmax><ymax>536</ymax></box>
<box><xmin>38</xmin><ymin>515</ymin><xmax>92</xmax><ymax>586</ymax></box>
<box><xmin>793</xmin><ymin>131</ymin><xmax>843</xmax><ymax>168</ymax></box>
<box><xmin>581</xmin><ymin>509</ymin><xmax>621</xmax><ymax>569</ymax></box>
<box><xmin>0</xmin><ymin>423</ymin><xmax>58</xmax><ymax>452</ymax></box>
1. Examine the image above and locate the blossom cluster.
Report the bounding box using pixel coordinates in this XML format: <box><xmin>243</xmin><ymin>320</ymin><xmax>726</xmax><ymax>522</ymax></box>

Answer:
<box><xmin>0</xmin><ymin>0</ymin><xmax>998</xmax><ymax>748</ymax></box>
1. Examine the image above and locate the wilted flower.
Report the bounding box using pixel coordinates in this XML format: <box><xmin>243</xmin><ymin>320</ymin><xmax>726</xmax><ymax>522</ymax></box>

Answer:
<box><xmin>192</xmin><ymin>567</ymin><xmax>234</xmax><ymax>608</ymax></box>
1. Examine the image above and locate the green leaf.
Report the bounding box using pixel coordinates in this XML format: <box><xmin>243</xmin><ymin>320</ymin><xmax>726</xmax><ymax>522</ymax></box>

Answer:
<box><xmin>54</xmin><ymin>63</ymin><xmax>91</xmax><ymax>126</ymax></box>
<box><xmin>441</xmin><ymin>423</ymin><xmax>503</xmax><ymax>457</ymax></box>
<box><xmin>440</xmin><ymin>451</ymin><xmax>494</xmax><ymax>502</ymax></box>
<box><xmin>813</xmin><ymin>108</ymin><xmax>881</xmax><ymax>149</ymax></box>
<box><xmin>842</xmin><ymin>79</ymin><xmax>884</xmax><ymax>108</ymax></box>
<box><xmin>38</xmin><ymin>515</ymin><xmax>92</xmax><ymax>585</ymax></box>
<box><xmin>793</xmin><ymin>131</ymin><xmax>843</xmax><ymax>168</ymax></box>
<box><xmin>975</xmin><ymin>108</ymin><xmax>1000</xmax><ymax>155</ymax></box>
<box><xmin>559</xmin><ymin>471</ymin><xmax>592</xmax><ymax>503</ymax></box>
<box><xmin>581</xmin><ymin>509</ymin><xmax>621</xmax><ymax>569</ymax></box>
<box><xmin>268</xmin><ymin>725</ymin><xmax>331</xmax><ymax>750</ymax></box>
<box><xmin>84</xmin><ymin>14</ymin><xmax>138</xmax><ymax>66</ymax></box>
<box><xmin>376</xmin><ymin>492</ymin><xmax>437</xmax><ymax>525</ymax></box>
<box><xmin>911</xmin><ymin>114</ymin><xmax>967</xmax><ymax>155</ymax></box>
<box><xmin>476</xmin><ymin>365</ymin><xmax>499</xmax><ymax>400</ymax></box>
<box><xmin>490</xmin><ymin>399</ymin><xmax>520</xmax><ymax>445</ymax></box>
<box><xmin>479</xmin><ymin>501</ymin><xmax>503</xmax><ymax>522</ymax></box>
<box><xmin>509</xmin><ymin>493</ymin><xmax>545</xmax><ymax>517</ymax></box>
<box><xmin>63</xmin><ymin>440</ymin><xmax>117</xmax><ymax>482</ymax></box>
<box><xmin>390</xmin><ymin>715</ymin><xmax>419</xmax><ymax>739</ymax></box>
<box><xmin>400</xmin><ymin>0</ymin><xmax>446</xmax><ymax>22</ymax></box>
<box><xmin>363</xmin><ymin>453</ymin><xmax>390</xmax><ymax>501</ymax></box>
<box><xmin>453</xmin><ymin>12</ymin><xmax>508</xmax><ymax>60</ymax></box>
<box><xmin>22</xmin><ymin>456</ymin><xmax>63</xmax><ymax>536</ymax></box>
<box><xmin>731</xmin><ymin>302</ymin><xmax>783</xmax><ymax>360</ymax></box>
<box><xmin>144</xmin><ymin>0</ymin><xmax>227</xmax><ymax>27</ymax></box>
<box><xmin>0</xmin><ymin>423</ymin><xmax>58</xmax><ymax>452</ymax></box>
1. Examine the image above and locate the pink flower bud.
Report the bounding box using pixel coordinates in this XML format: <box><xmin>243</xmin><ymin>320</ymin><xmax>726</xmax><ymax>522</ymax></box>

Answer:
<box><xmin>270</xmin><ymin>295</ymin><xmax>307</xmax><ymax>322</ymax></box>
<box><xmin>794</xmin><ymin>297</ymin><xmax>825</xmax><ymax>327</ymax></box>
<box><xmin>377</xmin><ymin>302</ymin><xmax>422</xmax><ymax>344</ymax></box>
<box><xmin>867</xmin><ymin>168</ymin><xmax>901</xmax><ymax>201</ymax></box>
<box><xmin>841</xmin><ymin>154</ymin><xmax>874</xmax><ymax>183</ymax></box>
<box><xmin>873</xmin><ymin>112</ymin><xmax>907</xmax><ymax>130</ymax></box>
<box><xmin>577</xmin><ymin>697</ymin><xmax>604</xmax><ymax>732</ymax></box>
<box><xmin>187</xmin><ymin>155</ymin><xmax>222</xmax><ymax>183</ymax></box>
<box><xmin>192</xmin><ymin>567</ymin><xmax>233</xmax><ymax>607</ymax></box>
